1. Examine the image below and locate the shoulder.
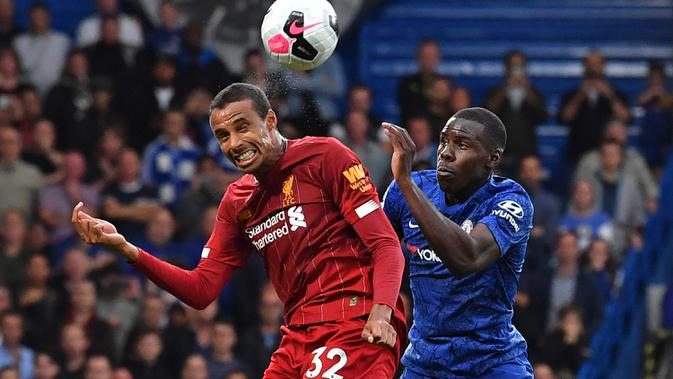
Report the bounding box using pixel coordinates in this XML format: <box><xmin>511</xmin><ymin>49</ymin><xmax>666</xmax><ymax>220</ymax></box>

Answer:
<box><xmin>18</xmin><ymin>160</ymin><xmax>42</xmax><ymax>178</ymax></box>
<box><xmin>488</xmin><ymin>176</ymin><xmax>533</xmax><ymax>215</ymax></box>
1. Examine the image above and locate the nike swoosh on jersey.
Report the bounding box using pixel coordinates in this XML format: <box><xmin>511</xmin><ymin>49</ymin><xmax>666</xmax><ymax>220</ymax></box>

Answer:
<box><xmin>408</xmin><ymin>220</ymin><xmax>419</xmax><ymax>228</ymax></box>
<box><xmin>289</xmin><ymin>20</ymin><xmax>322</xmax><ymax>35</ymax></box>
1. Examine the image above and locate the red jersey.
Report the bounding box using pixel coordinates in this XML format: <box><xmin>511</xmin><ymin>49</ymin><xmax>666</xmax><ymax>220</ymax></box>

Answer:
<box><xmin>204</xmin><ymin>137</ymin><xmax>393</xmax><ymax>325</ymax></box>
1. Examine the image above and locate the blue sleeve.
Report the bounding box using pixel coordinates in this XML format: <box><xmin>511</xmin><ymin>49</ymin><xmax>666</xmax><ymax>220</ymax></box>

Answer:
<box><xmin>382</xmin><ymin>180</ymin><xmax>404</xmax><ymax>236</ymax></box>
<box><xmin>478</xmin><ymin>191</ymin><xmax>533</xmax><ymax>256</ymax></box>
<box><xmin>141</xmin><ymin>144</ymin><xmax>157</xmax><ymax>183</ymax></box>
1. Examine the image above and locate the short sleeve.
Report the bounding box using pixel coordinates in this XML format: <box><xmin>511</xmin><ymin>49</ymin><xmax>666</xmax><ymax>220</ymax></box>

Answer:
<box><xmin>321</xmin><ymin>139</ymin><xmax>381</xmax><ymax>225</ymax></box>
<box><xmin>202</xmin><ymin>195</ymin><xmax>252</xmax><ymax>268</ymax></box>
<box><xmin>382</xmin><ymin>180</ymin><xmax>404</xmax><ymax>235</ymax></box>
<box><xmin>477</xmin><ymin>192</ymin><xmax>533</xmax><ymax>256</ymax></box>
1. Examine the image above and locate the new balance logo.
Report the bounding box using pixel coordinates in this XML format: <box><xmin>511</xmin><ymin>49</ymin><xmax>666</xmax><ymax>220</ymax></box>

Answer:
<box><xmin>342</xmin><ymin>164</ymin><xmax>365</xmax><ymax>184</ymax></box>
<box><xmin>288</xmin><ymin>206</ymin><xmax>306</xmax><ymax>231</ymax></box>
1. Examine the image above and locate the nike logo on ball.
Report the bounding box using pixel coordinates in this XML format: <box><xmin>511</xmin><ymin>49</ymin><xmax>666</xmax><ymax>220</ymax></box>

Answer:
<box><xmin>289</xmin><ymin>20</ymin><xmax>322</xmax><ymax>35</ymax></box>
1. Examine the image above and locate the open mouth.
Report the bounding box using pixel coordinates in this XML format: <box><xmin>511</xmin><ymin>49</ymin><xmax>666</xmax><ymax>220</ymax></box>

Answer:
<box><xmin>232</xmin><ymin>149</ymin><xmax>258</xmax><ymax>168</ymax></box>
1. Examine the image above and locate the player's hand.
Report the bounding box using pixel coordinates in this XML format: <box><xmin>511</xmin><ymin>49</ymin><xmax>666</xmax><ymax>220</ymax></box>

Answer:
<box><xmin>361</xmin><ymin>304</ymin><xmax>397</xmax><ymax>349</ymax></box>
<box><xmin>382</xmin><ymin>122</ymin><xmax>415</xmax><ymax>182</ymax></box>
<box><xmin>72</xmin><ymin>202</ymin><xmax>138</xmax><ymax>262</ymax></box>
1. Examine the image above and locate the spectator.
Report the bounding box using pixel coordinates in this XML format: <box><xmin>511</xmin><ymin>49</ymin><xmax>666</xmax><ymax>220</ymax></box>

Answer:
<box><xmin>341</xmin><ymin>110</ymin><xmax>390</xmax><ymax>192</ymax></box>
<box><xmin>559</xmin><ymin>50</ymin><xmax>630</xmax><ymax>164</ymax></box>
<box><xmin>205</xmin><ymin>320</ymin><xmax>245</xmax><ymax>379</ymax></box>
<box><xmin>134</xmin><ymin>207</ymin><xmax>182</xmax><ymax>265</ymax></box>
<box><xmin>559</xmin><ymin>178</ymin><xmax>613</xmax><ymax>253</ymax></box>
<box><xmin>12</xmin><ymin>2</ymin><xmax>70</xmax><ymax>95</ymax></box>
<box><xmin>240</xmin><ymin>49</ymin><xmax>285</xmax><ymax>104</ymax></box>
<box><xmin>181</xmin><ymin>354</ymin><xmax>207</xmax><ymax>379</ymax></box>
<box><xmin>282</xmin><ymin>52</ymin><xmax>346</xmax><ymax>127</ymax></box>
<box><xmin>17</xmin><ymin>253</ymin><xmax>60</xmax><ymax>352</ymax></box>
<box><xmin>581</xmin><ymin>139</ymin><xmax>651</xmax><ymax>256</ymax></box>
<box><xmin>224</xmin><ymin>370</ymin><xmax>248</xmax><ymax>379</ymax></box>
<box><xmin>423</xmin><ymin>76</ymin><xmax>453</xmax><ymax>136</ymax></box>
<box><xmin>95</xmin><ymin>270</ymin><xmax>140</xmax><ymax>363</ymax></box>
<box><xmin>0</xmin><ymin>312</ymin><xmax>34</xmax><ymax>379</ymax></box>
<box><xmin>0</xmin><ymin>209</ymin><xmax>29</xmax><ymax>292</ymax></box>
<box><xmin>397</xmin><ymin>39</ymin><xmax>442</xmax><ymax>122</ymax></box>
<box><xmin>58</xmin><ymin>323</ymin><xmax>90</xmax><ymax>379</ymax></box>
<box><xmin>92</xmin><ymin>126</ymin><xmax>127</xmax><ymax>188</ymax></box>
<box><xmin>161</xmin><ymin>303</ymin><xmax>197</xmax><ymax>377</ymax></box>
<box><xmin>21</xmin><ymin>119</ymin><xmax>63</xmax><ymax>184</ymax></box>
<box><xmin>0</xmin><ymin>0</ymin><xmax>20</xmax><ymax>45</ymax></box>
<box><xmin>185</xmin><ymin>301</ymin><xmax>219</xmax><ymax>352</ymax></box>
<box><xmin>85</xmin><ymin>17</ymin><xmax>130</xmax><ymax>90</ymax></box>
<box><xmin>39</xmin><ymin>151</ymin><xmax>100</xmax><ymax>247</ymax></box>
<box><xmin>102</xmin><ymin>148</ymin><xmax>160</xmax><ymax>241</ymax></box>
<box><xmin>583</xmin><ymin>238</ymin><xmax>615</xmax><ymax>301</ymax></box>
<box><xmin>407</xmin><ymin>116</ymin><xmax>438</xmax><ymax>168</ymax></box>
<box><xmin>0</xmin><ymin>367</ymin><xmax>19</xmax><ymax>379</ymax></box>
<box><xmin>63</xmin><ymin>280</ymin><xmax>115</xmax><ymax>359</ymax></box>
<box><xmin>180</xmin><ymin>206</ymin><xmax>217</xmax><ymax>268</ymax></box>
<box><xmin>141</xmin><ymin>109</ymin><xmax>201</xmax><ymax>205</ymax></box>
<box><xmin>485</xmin><ymin>50</ymin><xmax>547</xmax><ymax>174</ymax></box>
<box><xmin>34</xmin><ymin>352</ymin><xmax>61</xmax><ymax>379</ymax></box>
<box><xmin>146</xmin><ymin>0</ymin><xmax>184</xmax><ymax>57</ymax></box>
<box><xmin>448</xmin><ymin>86</ymin><xmax>472</xmax><ymax>115</ymax></box>
<box><xmin>0</xmin><ymin>286</ymin><xmax>11</xmax><ymax>314</ymax></box>
<box><xmin>575</xmin><ymin>119</ymin><xmax>659</xmax><ymax>213</ymax></box>
<box><xmin>540</xmin><ymin>305</ymin><xmax>589</xmax><ymax>375</ymax></box>
<box><xmin>346</xmin><ymin>84</ymin><xmax>381</xmax><ymax>140</ymax></box>
<box><xmin>533</xmin><ymin>362</ymin><xmax>557</xmax><ymax>379</ymax></box>
<box><xmin>518</xmin><ymin>155</ymin><xmax>561</xmax><ymax>267</ymax></box>
<box><xmin>176</xmin><ymin>23</ymin><xmax>232</xmax><ymax>96</ymax></box>
<box><xmin>128</xmin><ymin>55</ymin><xmax>182</xmax><ymax>152</ymax></box>
<box><xmin>77</xmin><ymin>0</ymin><xmax>143</xmax><ymax>49</ymax></box>
<box><xmin>524</xmin><ymin>232</ymin><xmax>605</xmax><ymax>341</ymax></box>
<box><xmin>127</xmin><ymin>331</ymin><xmax>170</xmax><ymax>379</ymax></box>
<box><xmin>84</xmin><ymin>355</ymin><xmax>113</xmax><ymax>379</ymax></box>
<box><xmin>175</xmin><ymin>158</ymin><xmax>237</xmax><ymax>237</ymax></box>
<box><xmin>0</xmin><ymin>126</ymin><xmax>42</xmax><ymax>218</ymax></box>
<box><xmin>637</xmin><ymin>61</ymin><xmax>673</xmax><ymax>170</ymax></box>
<box><xmin>78</xmin><ymin>77</ymin><xmax>125</xmax><ymax>162</ymax></box>
<box><xmin>239</xmin><ymin>283</ymin><xmax>282</xmax><ymax>379</ymax></box>
<box><xmin>111</xmin><ymin>368</ymin><xmax>132</xmax><ymax>379</ymax></box>
<box><xmin>123</xmin><ymin>295</ymin><xmax>165</xmax><ymax>364</ymax></box>
<box><xmin>53</xmin><ymin>247</ymin><xmax>92</xmax><ymax>300</ymax></box>
<box><xmin>15</xmin><ymin>84</ymin><xmax>42</xmax><ymax>145</ymax></box>
<box><xmin>0</xmin><ymin>46</ymin><xmax>22</xmax><ymax>93</ymax></box>
<box><xmin>43</xmin><ymin>49</ymin><xmax>94</xmax><ymax>152</ymax></box>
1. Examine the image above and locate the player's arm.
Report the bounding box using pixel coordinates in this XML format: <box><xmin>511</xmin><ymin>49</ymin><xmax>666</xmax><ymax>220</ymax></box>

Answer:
<box><xmin>72</xmin><ymin>201</ymin><xmax>243</xmax><ymax>310</ymax></box>
<box><xmin>383</xmin><ymin>123</ymin><xmax>503</xmax><ymax>276</ymax></box>
<box><xmin>322</xmin><ymin>139</ymin><xmax>404</xmax><ymax>347</ymax></box>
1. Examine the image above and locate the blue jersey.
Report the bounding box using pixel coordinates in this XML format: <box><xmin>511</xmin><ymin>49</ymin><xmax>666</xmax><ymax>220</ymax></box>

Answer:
<box><xmin>383</xmin><ymin>171</ymin><xmax>533</xmax><ymax>378</ymax></box>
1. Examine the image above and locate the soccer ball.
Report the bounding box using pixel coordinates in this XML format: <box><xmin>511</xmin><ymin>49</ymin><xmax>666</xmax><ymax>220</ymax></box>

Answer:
<box><xmin>261</xmin><ymin>0</ymin><xmax>339</xmax><ymax>71</ymax></box>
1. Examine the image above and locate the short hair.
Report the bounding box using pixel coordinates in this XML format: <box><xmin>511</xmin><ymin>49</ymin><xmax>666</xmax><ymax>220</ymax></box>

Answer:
<box><xmin>649</xmin><ymin>60</ymin><xmax>665</xmax><ymax>76</ymax></box>
<box><xmin>209</xmin><ymin>83</ymin><xmax>271</xmax><ymax>120</ymax></box>
<box><xmin>29</xmin><ymin>2</ymin><xmax>50</xmax><ymax>13</ymax></box>
<box><xmin>452</xmin><ymin>107</ymin><xmax>507</xmax><ymax>151</ymax></box>
<box><xmin>504</xmin><ymin>49</ymin><xmax>526</xmax><ymax>66</ymax></box>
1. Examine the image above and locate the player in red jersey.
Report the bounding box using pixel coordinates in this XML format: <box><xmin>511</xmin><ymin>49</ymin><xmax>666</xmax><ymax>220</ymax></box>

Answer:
<box><xmin>72</xmin><ymin>83</ymin><xmax>407</xmax><ymax>378</ymax></box>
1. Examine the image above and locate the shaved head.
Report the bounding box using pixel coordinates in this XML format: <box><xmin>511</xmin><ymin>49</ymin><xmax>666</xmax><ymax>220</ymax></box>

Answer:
<box><xmin>445</xmin><ymin>107</ymin><xmax>506</xmax><ymax>153</ymax></box>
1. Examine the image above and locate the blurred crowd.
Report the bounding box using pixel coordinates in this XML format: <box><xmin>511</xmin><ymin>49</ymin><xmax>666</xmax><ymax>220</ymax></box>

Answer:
<box><xmin>0</xmin><ymin>0</ymin><xmax>671</xmax><ymax>379</ymax></box>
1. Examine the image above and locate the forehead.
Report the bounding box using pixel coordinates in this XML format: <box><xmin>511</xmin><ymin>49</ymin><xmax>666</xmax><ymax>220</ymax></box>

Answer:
<box><xmin>441</xmin><ymin>117</ymin><xmax>485</xmax><ymax>140</ymax></box>
<box><xmin>210</xmin><ymin>99</ymin><xmax>259</xmax><ymax>126</ymax></box>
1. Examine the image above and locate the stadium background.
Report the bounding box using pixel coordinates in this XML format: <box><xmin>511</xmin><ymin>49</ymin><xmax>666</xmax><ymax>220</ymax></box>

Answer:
<box><xmin>0</xmin><ymin>0</ymin><xmax>672</xmax><ymax>378</ymax></box>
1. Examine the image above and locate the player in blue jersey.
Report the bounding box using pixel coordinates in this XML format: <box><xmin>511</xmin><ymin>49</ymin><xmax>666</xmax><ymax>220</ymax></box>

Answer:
<box><xmin>382</xmin><ymin>107</ymin><xmax>534</xmax><ymax>378</ymax></box>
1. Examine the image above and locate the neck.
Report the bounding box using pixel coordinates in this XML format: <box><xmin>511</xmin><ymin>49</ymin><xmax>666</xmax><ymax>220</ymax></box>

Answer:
<box><xmin>558</xmin><ymin>262</ymin><xmax>577</xmax><ymax>276</ymax></box>
<box><xmin>254</xmin><ymin>136</ymin><xmax>287</xmax><ymax>180</ymax></box>
<box><xmin>212</xmin><ymin>349</ymin><xmax>233</xmax><ymax>362</ymax></box>
<box><xmin>445</xmin><ymin>174</ymin><xmax>489</xmax><ymax>205</ymax></box>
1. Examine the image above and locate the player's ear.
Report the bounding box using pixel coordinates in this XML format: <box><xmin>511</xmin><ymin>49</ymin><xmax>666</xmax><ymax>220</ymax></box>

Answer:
<box><xmin>265</xmin><ymin>109</ymin><xmax>277</xmax><ymax>131</ymax></box>
<box><xmin>486</xmin><ymin>148</ymin><xmax>502</xmax><ymax>169</ymax></box>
